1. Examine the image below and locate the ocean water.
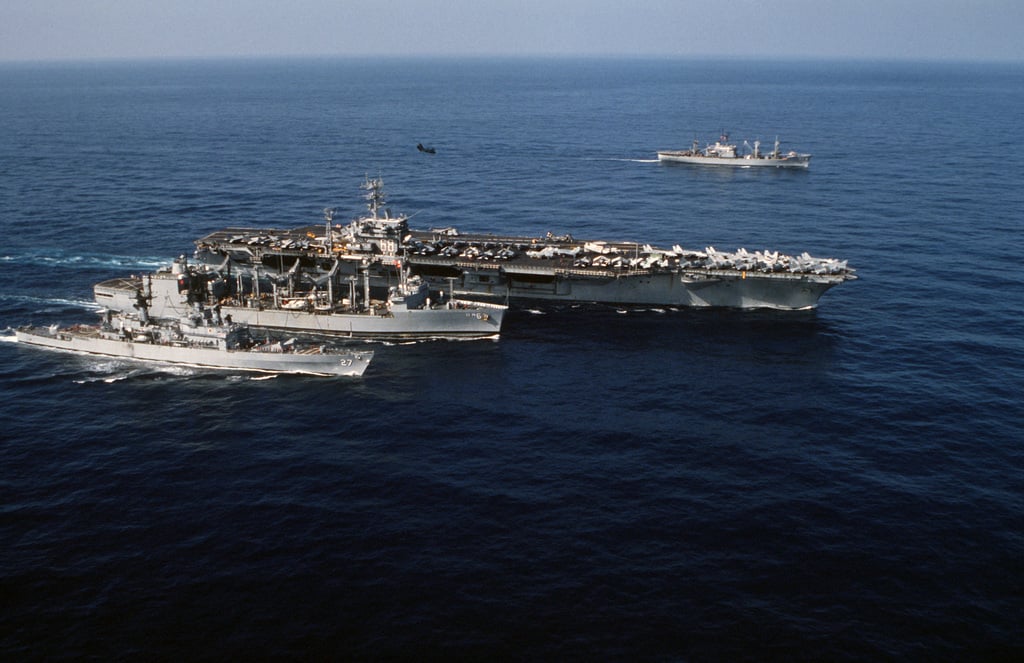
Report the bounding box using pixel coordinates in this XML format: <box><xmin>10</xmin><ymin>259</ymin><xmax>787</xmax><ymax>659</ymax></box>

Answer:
<box><xmin>1</xmin><ymin>57</ymin><xmax>1023</xmax><ymax>660</ymax></box>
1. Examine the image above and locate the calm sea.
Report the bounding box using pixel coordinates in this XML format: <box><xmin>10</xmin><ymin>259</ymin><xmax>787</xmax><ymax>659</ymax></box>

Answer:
<box><xmin>1</xmin><ymin>57</ymin><xmax>1023</xmax><ymax>660</ymax></box>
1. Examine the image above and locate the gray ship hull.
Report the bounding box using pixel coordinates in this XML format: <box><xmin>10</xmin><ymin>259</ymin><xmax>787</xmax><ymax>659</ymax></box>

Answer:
<box><xmin>16</xmin><ymin>325</ymin><xmax>372</xmax><ymax>376</ymax></box>
<box><xmin>410</xmin><ymin>258</ymin><xmax>847</xmax><ymax>310</ymax></box>
<box><xmin>213</xmin><ymin>302</ymin><xmax>503</xmax><ymax>339</ymax></box>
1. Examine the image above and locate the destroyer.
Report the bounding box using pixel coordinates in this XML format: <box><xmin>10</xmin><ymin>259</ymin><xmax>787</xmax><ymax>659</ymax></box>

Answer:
<box><xmin>114</xmin><ymin>177</ymin><xmax>853</xmax><ymax>312</ymax></box>
<box><xmin>95</xmin><ymin>178</ymin><xmax>505</xmax><ymax>339</ymax></box>
<box><xmin>16</xmin><ymin>309</ymin><xmax>373</xmax><ymax>377</ymax></box>
<box><xmin>658</xmin><ymin>134</ymin><xmax>811</xmax><ymax>169</ymax></box>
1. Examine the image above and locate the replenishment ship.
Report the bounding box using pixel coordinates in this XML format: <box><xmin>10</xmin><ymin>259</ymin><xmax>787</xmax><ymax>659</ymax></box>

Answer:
<box><xmin>98</xmin><ymin>177</ymin><xmax>854</xmax><ymax>314</ymax></box>
<box><xmin>16</xmin><ymin>309</ymin><xmax>373</xmax><ymax>377</ymax></box>
<box><xmin>94</xmin><ymin>178</ymin><xmax>505</xmax><ymax>339</ymax></box>
<box><xmin>658</xmin><ymin>134</ymin><xmax>812</xmax><ymax>169</ymax></box>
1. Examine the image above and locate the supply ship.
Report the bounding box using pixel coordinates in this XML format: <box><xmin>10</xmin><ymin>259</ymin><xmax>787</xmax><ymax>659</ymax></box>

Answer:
<box><xmin>94</xmin><ymin>178</ymin><xmax>505</xmax><ymax>339</ymax></box>
<box><xmin>96</xmin><ymin>178</ymin><xmax>855</xmax><ymax>316</ymax></box>
<box><xmin>658</xmin><ymin>134</ymin><xmax>812</xmax><ymax>169</ymax></box>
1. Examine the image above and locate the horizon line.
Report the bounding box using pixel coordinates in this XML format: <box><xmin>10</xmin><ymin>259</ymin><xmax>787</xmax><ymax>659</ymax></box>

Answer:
<box><xmin>2</xmin><ymin>52</ymin><xmax>1022</xmax><ymax>67</ymax></box>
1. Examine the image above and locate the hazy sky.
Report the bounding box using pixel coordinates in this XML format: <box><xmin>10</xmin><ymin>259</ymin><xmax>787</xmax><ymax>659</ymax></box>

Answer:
<box><xmin>2</xmin><ymin>0</ymin><xmax>1021</xmax><ymax>63</ymax></box>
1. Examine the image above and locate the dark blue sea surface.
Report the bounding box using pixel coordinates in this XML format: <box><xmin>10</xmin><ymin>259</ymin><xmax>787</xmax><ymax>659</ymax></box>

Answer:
<box><xmin>2</xmin><ymin>58</ymin><xmax>1023</xmax><ymax>660</ymax></box>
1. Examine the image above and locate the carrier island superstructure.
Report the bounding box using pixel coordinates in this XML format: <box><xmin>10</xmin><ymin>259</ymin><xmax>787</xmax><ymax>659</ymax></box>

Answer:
<box><xmin>96</xmin><ymin>178</ymin><xmax>856</xmax><ymax>319</ymax></box>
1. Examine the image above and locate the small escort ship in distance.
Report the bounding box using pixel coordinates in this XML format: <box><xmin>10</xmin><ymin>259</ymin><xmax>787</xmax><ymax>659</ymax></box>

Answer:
<box><xmin>658</xmin><ymin>134</ymin><xmax>811</xmax><ymax>169</ymax></box>
<box><xmin>16</xmin><ymin>307</ymin><xmax>373</xmax><ymax>377</ymax></box>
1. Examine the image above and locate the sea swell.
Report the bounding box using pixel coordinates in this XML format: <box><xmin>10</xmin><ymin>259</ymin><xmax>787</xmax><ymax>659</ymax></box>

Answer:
<box><xmin>1</xmin><ymin>58</ymin><xmax>1022</xmax><ymax>661</ymax></box>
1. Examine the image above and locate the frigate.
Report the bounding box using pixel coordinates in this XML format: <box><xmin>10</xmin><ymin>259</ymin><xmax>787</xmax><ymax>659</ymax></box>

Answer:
<box><xmin>16</xmin><ymin>309</ymin><xmax>373</xmax><ymax>377</ymax></box>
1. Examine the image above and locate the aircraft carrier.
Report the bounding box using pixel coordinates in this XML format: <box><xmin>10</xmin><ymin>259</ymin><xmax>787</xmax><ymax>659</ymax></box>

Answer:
<box><xmin>401</xmin><ymin>229</ymin><xmax>852</xmax><ymax>310</ymax></box>
<box><xmin>176</xmin><ymin>178</ymin><xmax>855</xmax><ymax>311</ymax></box>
